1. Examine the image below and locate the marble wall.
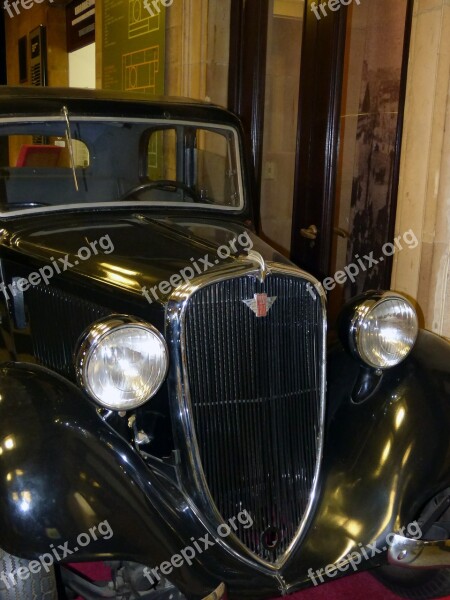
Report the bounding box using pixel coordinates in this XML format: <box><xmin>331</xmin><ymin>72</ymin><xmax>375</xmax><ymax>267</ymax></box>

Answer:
<box><xmin>164</xmin><ymin>0</ymin><xmax>230</xmax><ymax>105</ymax></box>
<box><xmin>392</xmin><ymin>0</ymin><xmax>450</xmax><ymax>339</ymax></box>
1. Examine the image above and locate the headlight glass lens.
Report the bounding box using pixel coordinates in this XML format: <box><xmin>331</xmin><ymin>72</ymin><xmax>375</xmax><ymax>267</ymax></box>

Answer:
<box><xmin>77</xmin><ymin>319</ymin><xmax>168</xmax><ymax>410</ymax></box>
<box><xmin>356</xmin><ymin>296</ymin><xmax>418</xmax><ymax>369</ymax></box>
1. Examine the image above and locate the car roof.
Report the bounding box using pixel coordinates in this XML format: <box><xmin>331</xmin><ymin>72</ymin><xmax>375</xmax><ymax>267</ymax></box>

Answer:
<box><xmin>0</xmin><ymin>86</ymin><xmax>242</xmax><ymax>126</ymax></box>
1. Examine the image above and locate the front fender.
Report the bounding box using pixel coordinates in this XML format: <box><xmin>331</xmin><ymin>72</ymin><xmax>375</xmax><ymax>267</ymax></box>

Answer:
<box><xmin>282</xmin><ymin>329</ymin><xmax>450</xmax><ymax>592</ymax></box>
<box><xmin>0</xmin><ymin>329</ymin><xmax>449</xmax><ymax>599</ymax></box>
<box><xmin>0</xmin><ymin>363</ymin><xmax>280</xmax><ymax>599</ymax></box>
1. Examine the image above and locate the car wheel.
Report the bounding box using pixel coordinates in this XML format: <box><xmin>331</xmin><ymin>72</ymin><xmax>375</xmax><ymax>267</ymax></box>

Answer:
<box><xmin>0</xmin><ymin>547</ymin><xmax>58</xmax><ymax>599</ymax></box>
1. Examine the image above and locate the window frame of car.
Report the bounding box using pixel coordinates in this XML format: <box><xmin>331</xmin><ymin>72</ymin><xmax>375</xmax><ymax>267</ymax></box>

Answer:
<box><xmin>0</xmin><ymin>116</ymin><xmax>247</xmax><ymax>219</ymax></box>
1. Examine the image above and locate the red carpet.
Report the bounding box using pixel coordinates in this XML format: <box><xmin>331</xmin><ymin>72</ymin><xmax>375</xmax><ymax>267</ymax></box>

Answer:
<box><xmin>279</xmin><ymin>571</ymin><xmax>450</xmax><ymax>599</ymax></box>
<box><xmin>72</xmin><ymin>565</ymin><xmax>450</xmax><ymax>599</ymax></box>
<box><xmin>279</xmin><ymin>571</ymin><xmax>401</xmax><ymax>599</ymax></box>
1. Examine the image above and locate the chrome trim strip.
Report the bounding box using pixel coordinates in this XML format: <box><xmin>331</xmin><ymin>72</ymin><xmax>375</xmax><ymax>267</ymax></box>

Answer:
<box><xmin>388</xmin><ymin>534</ymin><xmax>450</xmax><ymax>568</ymax></box>
<box><xmin>167</xmin><ymin>258</ymin><xmax>327</xmax><ymax>572</ymax></box>
<box><xmin>0</xmin><ymin>200</ymin><xmax>242</xmax><ymax>219</ymax></box>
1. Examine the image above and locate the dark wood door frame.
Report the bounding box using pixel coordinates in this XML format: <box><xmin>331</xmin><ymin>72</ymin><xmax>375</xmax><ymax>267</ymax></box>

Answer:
<box><xmin>0</xmin><ymin>8</ymin><xmax>6</xmax><ymax>85</ymax></box>
<box><xmin>382</xmin><ymin>0</ymin><xmax>414</xmax><ymax>289</ymax></box>
<box><xmin>228</xmin><ymin>0</ymin><xmax>269</xmax><ymax>231</ymax></box>
<box><xmin>228</xmin><ymin>0</ymin><xmax>347</xmax><ymax>257</ymax></box>
<box><xmin>291</xmin><ymin>0</ymin><xmax>414</xmax><ymax>286</ymax></box>
<box><xmin>290</xmin><ymin>1</ymin><xmax>348</xmax><ymax>280</ymax></box>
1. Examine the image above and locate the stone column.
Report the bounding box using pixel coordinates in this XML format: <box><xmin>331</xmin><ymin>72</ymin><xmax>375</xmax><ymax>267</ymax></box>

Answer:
<box><xmin>392</xmin><ymin>0</ymin><xmax>450</xmax><ymax>339</ymax></box>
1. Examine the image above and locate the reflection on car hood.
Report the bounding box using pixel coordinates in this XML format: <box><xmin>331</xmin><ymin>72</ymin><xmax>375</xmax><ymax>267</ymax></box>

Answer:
<box><xmin>1</xmin><ymin>212</ymin><xmax>289</xmax><ymax>303</ymax></box>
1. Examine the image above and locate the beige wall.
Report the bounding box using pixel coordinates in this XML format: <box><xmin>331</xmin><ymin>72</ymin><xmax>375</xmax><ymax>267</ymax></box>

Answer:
<box><xmin>165</xmin><ymin>0</ymin><xmax>230</xmax><ymax>105</ymax></box>
<box><xmin>392</xmin><ymin>0</ymin><xmax>450</xmax><ymax>339</ymax></box>
<box><xmin>259</xmin><ymin>1</ymin><xmax>304</xmax><ymax>255</ymax></box>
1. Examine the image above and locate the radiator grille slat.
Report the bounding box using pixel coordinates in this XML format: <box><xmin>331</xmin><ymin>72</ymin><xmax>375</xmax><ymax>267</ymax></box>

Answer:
<box><xmin>184</xmin><ymin>274</ymin><xmax>324</xmax><ymax>562</ymax></box>
<box><xmin>26</xmin><ymin>285</ymin><xmax>110</xmax><ymax>377</ymax></box>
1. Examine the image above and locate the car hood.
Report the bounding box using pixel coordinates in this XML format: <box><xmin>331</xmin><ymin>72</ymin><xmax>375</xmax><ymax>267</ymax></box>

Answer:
<box><xmin>0</xmin><ymin>212</ymin><xmax>288</xmax><ymax>303</ymax></box>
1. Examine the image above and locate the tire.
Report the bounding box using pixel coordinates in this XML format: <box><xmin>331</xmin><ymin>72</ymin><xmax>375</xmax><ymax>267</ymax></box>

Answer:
<box><xmin>375</xmin><ymin>565</ymin><xmax>450</xmax><ymax>599</ymax></box>
<box><xmin>0</xmin><ymin>547</ymin><xmax>58</xmax><ymax>599</ymax></box>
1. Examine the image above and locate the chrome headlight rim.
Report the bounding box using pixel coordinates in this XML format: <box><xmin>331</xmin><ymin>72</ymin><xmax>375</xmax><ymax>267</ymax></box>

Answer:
<box><xmin>75</xmin><ymin>315</ymin><xmax>169</xmax><ymax>410</ymax></box>
<box><xmin>349</xmin><ymin>292</ymin><xmax>419</xmax><ymax>370</ymax></box>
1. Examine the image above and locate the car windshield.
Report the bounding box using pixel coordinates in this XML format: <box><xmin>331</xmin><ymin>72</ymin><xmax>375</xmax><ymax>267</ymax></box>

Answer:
<box><xmin>0</xmin><ymin>117</ymin><xmax>244</xmax><ymax>216</ymax></box>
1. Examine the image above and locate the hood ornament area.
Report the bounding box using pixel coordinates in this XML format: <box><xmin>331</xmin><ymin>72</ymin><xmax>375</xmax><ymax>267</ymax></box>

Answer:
<box><xmin>243</xmin><ymin>249</ymin><xmax>270</xmax><ymax>282</ymax></box>
<box><xmin>242</xmin><ymin>293</ymin><xmax>277</xmax><ymax>318</ymax></box>
<box><xmin>240</xmin><ymin>251</ymin><xmax>276</xmax><ymax>317</ymax></box>
<box><xmin>242</xmin><ymin>250</ymin><xmax>277</xmax><ymax>319</ymax></box>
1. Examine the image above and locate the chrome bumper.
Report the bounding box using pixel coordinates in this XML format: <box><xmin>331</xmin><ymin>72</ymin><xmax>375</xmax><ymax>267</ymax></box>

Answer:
<box><xmin>202</xmin><ymin>583</ymin><xmax>227</xmax><ymax>599</ymax></box>
<box><xmin>388</xmin><ymin>534</ymin><xmax>450</xmax><ymax>568</ymax></box>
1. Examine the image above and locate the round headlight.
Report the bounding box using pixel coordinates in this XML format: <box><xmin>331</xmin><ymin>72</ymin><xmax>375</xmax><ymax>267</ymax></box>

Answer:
<box><xmin>351</xmin><ymin>293</ymin><xmax>418</xmax><ymax>369</ymax></box>
<box><xmin>75</xmin><ymin>316</ymin><xmax>168</xmax><ymax>410</ymax></box>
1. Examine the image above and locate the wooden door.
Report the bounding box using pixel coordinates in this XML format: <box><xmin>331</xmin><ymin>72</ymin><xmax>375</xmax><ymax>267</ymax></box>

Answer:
<box><xmin>229</xmin><ymin>0</ymin><xmax>413</xmax><ymax>324</ymax></box>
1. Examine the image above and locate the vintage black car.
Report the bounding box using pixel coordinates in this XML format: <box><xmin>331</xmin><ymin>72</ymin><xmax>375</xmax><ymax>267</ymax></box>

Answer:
<box><xmin>0</xmin><ymin>86</ymin><xmax>449</xmax><ymax>600</ymax></box>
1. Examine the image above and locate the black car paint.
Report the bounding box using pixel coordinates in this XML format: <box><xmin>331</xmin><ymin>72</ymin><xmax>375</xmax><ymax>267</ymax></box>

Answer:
<box><xmin>0</xmin><ymin>331</ymin><xmax>449</xmax><ymax>599</ymax></box>
<box><xmin>0</xmin><ymin>88</ymin><xmax>449</xmax><ymax>599</ymax></box>
<box><xmin>0</xmin><ymin>209</ymin><xmax>448</xmax><ymax>598</ymax></box>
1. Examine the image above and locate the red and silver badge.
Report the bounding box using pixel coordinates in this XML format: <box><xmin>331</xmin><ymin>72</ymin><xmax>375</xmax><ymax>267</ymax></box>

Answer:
<box><xmin>242</xmin><ymin>293</ymin><xmax>277</xmax><ymax>318</ymax></box>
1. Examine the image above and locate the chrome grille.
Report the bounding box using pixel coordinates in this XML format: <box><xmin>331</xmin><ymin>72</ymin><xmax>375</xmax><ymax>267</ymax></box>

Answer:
<box><xmin>184</xmin><ymin>272</ymin><xmax>324</xmax><ymax>563</ymax></box>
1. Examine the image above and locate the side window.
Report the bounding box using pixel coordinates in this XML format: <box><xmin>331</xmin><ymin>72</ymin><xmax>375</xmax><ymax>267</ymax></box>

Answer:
<box><xmin>147</xmin><ymin>128</ymin><xmax>177</xmax><ymax>181</ymax></box>
<box><xmin>195</xmin><ymin>129</ymin><xmax>237</xmax><ymax>205</ymax></box>
<box><xmin>145</xmin><ymin>126</ymin><xmax>240</xmax><ymax>207</ymax></box>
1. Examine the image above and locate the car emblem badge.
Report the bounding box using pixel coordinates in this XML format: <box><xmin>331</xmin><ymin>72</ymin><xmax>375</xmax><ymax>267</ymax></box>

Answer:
<box><xmin>243</xmin><ymin>293</ymin><xmax>277</xmax><ymax>318</ymax></box>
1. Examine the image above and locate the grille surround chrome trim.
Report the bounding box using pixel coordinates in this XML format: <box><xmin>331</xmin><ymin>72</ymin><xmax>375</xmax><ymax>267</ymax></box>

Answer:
<box><xmin>166</xmin><ymin>259</ymin><xmax>327</xmax><ymax>570</ymax></box>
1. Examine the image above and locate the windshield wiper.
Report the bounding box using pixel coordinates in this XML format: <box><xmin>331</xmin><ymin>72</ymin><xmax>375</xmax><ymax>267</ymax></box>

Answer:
<box><xmin>62</xmin><ymin>105</ymin><xmax>79</xmax><ymax>192</ymax></box>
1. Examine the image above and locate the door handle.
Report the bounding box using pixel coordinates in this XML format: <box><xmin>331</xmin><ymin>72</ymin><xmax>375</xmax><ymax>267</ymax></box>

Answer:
<box><xmin>300</xmin><ymin>225</ymin><xmax>318</xmax><ymax>240</ymax></box>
